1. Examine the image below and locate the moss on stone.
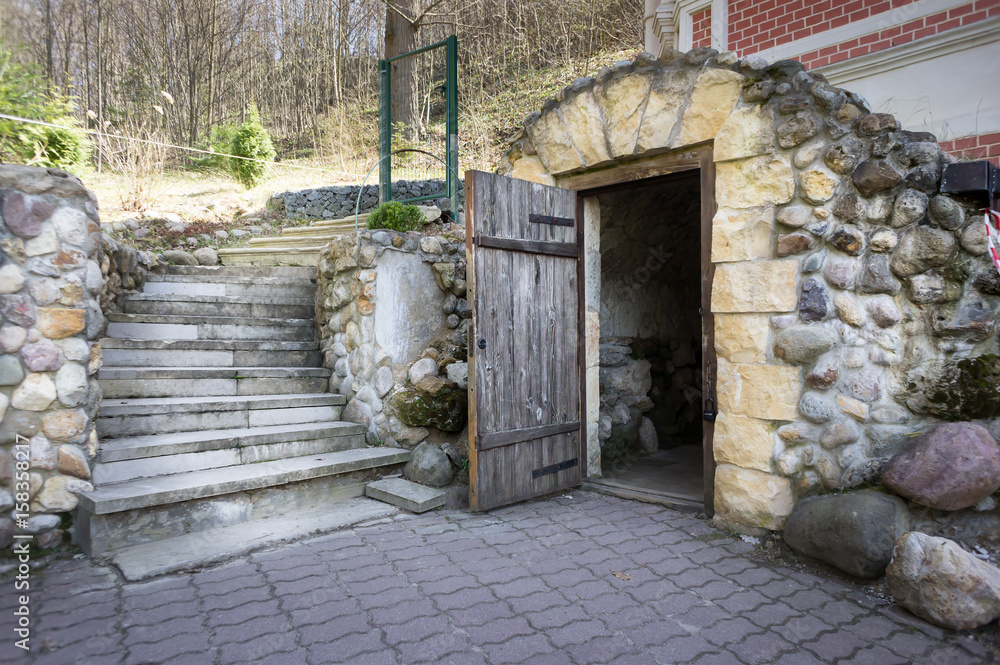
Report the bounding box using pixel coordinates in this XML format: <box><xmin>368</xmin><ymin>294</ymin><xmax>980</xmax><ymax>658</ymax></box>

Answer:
<box><xmin>390</xmin><ymin>387</ymin><xmax>467</xmax><ymax>432</ymax></box>
<box><xmin>927</xmin><ymin>354</ymin><xmax>1000</xmax><ymax>421</ymax></box>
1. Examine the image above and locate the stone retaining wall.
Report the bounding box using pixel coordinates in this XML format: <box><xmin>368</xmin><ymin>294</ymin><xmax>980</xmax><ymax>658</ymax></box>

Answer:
<box><xmin>502</xmin><ymin>48</ymin><xmax>1000</xmax><ymax>532</ymax></box>
<box><xmin>271</xmin><ymin>179</ymin><xmax>465</xmax><ymax>220</ymax></box>
<box><xmin>314</xmin><ymin>226</ymin><xmax>470</xmax><ymax>457</ymax></box>
<box><xmin>0</xmin><ymin>166</ymin><xmax>108</xmax><ymax>550</ymax></box>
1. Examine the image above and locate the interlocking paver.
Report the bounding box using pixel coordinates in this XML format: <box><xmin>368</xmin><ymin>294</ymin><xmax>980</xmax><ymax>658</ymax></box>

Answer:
<box><xmin>8</xmin><ymin>492</ymin><xmax>991</xmax><ymax>665</ymax></box>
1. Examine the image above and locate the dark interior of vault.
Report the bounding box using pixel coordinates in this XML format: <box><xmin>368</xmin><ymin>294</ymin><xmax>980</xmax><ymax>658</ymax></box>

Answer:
<box><xmin>596</xmin><ymin>171</ymin><xmax>704</xmax><ymax>502</ymax></box>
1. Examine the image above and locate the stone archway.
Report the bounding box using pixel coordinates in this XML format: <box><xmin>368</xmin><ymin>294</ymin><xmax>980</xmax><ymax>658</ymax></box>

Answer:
<box><xmin>501</xmin><ymin>47</ymin><xmax>1000</xmax><ymax>532</ymax></box>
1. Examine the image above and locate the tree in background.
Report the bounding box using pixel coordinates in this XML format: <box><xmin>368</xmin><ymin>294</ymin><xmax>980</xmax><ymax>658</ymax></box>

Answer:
<box><xmin>229</xmin><ymin>103</ymin><xmax>275</xmax><ymax>188</ymax></box>
<box><xmin>0</xmin><ymin>47</ymin><xmax>88</xmax><ymax>170</ymax></box>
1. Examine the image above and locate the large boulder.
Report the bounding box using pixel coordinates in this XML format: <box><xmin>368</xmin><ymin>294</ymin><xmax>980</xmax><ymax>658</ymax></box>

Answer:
<box><xmin>404</xmin><ymin>442</ymin><xmax>455</xmax><ymax>487</ymax></box>
<box><xmin>783</xmin><ymin>491</ymin><xmax>912</xmax><ymax>578</ymax></box>
<box><xmin>886</xmin><ymin>532</ymin><xmax>1000</xmax><ymax>630</ymax></box>
<box><xmin>882</xmin><ymin>422</ymin><xmax>1000</xmax><ymax>510</ymax></box>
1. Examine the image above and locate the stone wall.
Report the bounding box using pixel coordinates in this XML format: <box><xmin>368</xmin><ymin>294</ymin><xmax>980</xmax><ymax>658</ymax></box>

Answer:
<box><xmin>314</xmin><ymin>225</ymin><xmax>470</xmax><ymax>457</ymax></box>
<box><xmin>0</xmin><ymin>166</ymin><xmax>108</xmax><ymax>550</ymax></box>
<box><xmin>97</xmin><ymin>233</ymin><xmax>158</xmax><ymax>315</ymax></box>
<box><xmin>271</xmin><ymin>179</ymin><xmax>465</xmax><ymax>220</ymax></box>
<box><xmin>501</xmin><ymin>48</ymin><xmax>1000</xmax><ymax>533</ymax></box>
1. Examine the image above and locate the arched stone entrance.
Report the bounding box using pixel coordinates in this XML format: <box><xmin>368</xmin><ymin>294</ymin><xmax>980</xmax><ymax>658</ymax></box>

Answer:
<box><xmin>500</xmin><ymin>47</ymin><xmax>1000</xmax><ymax>532</ymax></box>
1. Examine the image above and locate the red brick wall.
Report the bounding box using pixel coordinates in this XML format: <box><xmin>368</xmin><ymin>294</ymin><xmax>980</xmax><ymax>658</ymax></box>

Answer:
<box><xmin>940</xmin><ymin>132</ymin><xmax>1000</xmax><ymax>167</ymax></box>
<box><xmin>692</xmin><ymin>7</ymin><xmax>713</xmax><ymax>48</ymax></box>
<box><xmin>796</xmin><ymin>0</ymin><xmax>1000</xmax><ymax>69</ymax></box>
<box><xmin>729</xmin><ymin>0</ymin><xmax>1000</xmax><ymax>63</ymax></box>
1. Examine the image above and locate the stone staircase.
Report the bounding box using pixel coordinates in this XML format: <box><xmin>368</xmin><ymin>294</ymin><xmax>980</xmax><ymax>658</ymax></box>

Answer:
<box><xmin>77</xmin><ymin>265</ymin><xmax>411</xmax><ymax>578</ymax></box>
<box><xmin>218</xmin><ymin>213</ymin><xmax>370</xmax><ymax>266</ymax></box>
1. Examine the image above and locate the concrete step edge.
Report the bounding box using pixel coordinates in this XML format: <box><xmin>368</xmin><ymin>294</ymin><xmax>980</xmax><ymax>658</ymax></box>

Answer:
<box><xmin>107</xmin><ymin>498</ymin><xmax>398</xmax><ymax>581</ymax></box>
<box><xmin>106</xmin><ymin>313</ymin><xmax>314</xmax><ymax>327</ymax></box>
<box><xmin>98</xmin><ymin>366</ymin><xmax>332</xmax><ymax>380</ymax></box>
<box><xmin>98</xmin><ymin>392</ymin><xmax>345</xmax><ymax>416</ymax></box>
<box><xmin>99</xmin><ymin>421</ymin><xmax>364</xmax><ymax>462</ymax></box>
<box><xmin>79</xmin><ymin>447</ymin><xmax>412</xmax><ymax>514</ymax></box>
<box><xmin>99</xmin><ymin>339</ymin><xmax>321</xmax><ymax>351</ymax></box>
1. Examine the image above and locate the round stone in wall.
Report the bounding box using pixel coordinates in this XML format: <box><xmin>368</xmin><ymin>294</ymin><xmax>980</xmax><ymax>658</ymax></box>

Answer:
<box><xmin>883</xmin><ymin>422</ymin><xmax>1000</xmax><ymax>511</ymax></box>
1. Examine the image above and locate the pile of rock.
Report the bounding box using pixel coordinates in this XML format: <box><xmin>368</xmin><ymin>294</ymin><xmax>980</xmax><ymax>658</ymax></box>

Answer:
<box><xmin>598</xmin><ymin>337</ymin><xmax>702</xmax><ymax>468</ymax></box>
<box><xmin>271</xmin><ymin>180</ymin><xmax>465</xmax><ymax>221</ymax></box>
<box><xmin>784</xmin><ymin>420</ymin><xmax>1000</xmax><ymax>630</ymax></box>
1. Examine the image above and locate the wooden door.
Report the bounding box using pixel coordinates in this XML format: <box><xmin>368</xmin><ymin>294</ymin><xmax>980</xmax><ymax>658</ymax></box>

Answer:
<box><xmin>465</xmin><ymin>171</ymin><xmax>583</xmax><ymax>511</ymax></box>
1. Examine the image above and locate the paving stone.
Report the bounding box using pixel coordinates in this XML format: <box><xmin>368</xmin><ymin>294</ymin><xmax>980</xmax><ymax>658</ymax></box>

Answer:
<box><xmin>125</xmin><ymin>631</ymin><xmax>211</xmax><ymax>665</ymax></box>
<box><xmin>803</xmin><ymin>629</ymin><xmax>868</xmax><ymax>661</ymax></box>
<box><xmin>727</xmin><ymin>631</ymin><xmax>797</xmax><ymax>665</ymax></box>
<box><xmin>7</xmin><ymin>492</ymin><xmax>985</xmax><ymax>665</ymax></box>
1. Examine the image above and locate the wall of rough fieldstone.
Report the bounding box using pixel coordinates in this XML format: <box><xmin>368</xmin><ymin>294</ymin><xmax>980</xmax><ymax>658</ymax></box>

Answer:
<box><xmin>0</xmin><ymin>166</ymin><xmax>109</xmax><ymax>551</ymax></box>
<box><xmin>500</xmin><ymin>47</ymin><xmax>1000</xmax><ymax>533</ymax></box>
<box><xmin>97</xmin><ymin>233</ymin><xmax>158</xmax><ymax>315</ymax></box>
<box><xmin>271</xmin><ymin>179</ymin><xmax>465</xmax><ymax>221</ymax></box>
<box><xmin>314</xmin><ymin>225</ymin><xmax>470</xmax><ymax>453</ymax></box>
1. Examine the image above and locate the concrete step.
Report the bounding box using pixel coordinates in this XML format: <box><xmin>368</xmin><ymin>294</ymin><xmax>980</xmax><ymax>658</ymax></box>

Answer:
<box><xmin>161</xmin><ymin>265</ymin><xmax>317</xmax><ymax>280</ymax></box>
<box><xmin>282</xmin><ymin>224</ymin><xmax>356</xmax><ymax>236</ymax></box>
<box><xmin>108</xmin><ymin>498</ymin><xmax>398</xmax><ymax>581</ymax></box>
<box><xmin>97</xmin><ymin>393</ymin><xmax>344</xmax><ymax>437</ymax></box>
<box><xmin>98</xmin><ymin>366</ymin><xmax>331</xmax><ymax>399</ymax></box>
<box><xmin>122</xmin><ymin>293</ymin><xmax>315</xmax><ymax>319</ymax></box>
<box><xmin>143</xmin><ymin>275</ymin><xmax>315</xmax><ymax>299</ymax></box>
<box><xmin>101</xmin><ymin>345</ymin><xmax>322</xmax><ymax>369</ymax></box>
<box><xmin>94</xmin><ymin>424</ymin><xmax>365</xmax><ymax>484</ymax></box>
<box><xmin>100</xmin><ymin>339</ymin><xmax>320</xmax><ymax>352</ymax></box>
<box><xmin>79</xmin><ymin>447</ymin><xmax>411</xmax><ymax>515</ymax></box>
<box><xmin>305</xmin><ymin>212</ymin><xmax>371</xmax><ymax>228</ymax></box>
<box><xmin>248</xmin><ymin>235</ymin><xmax>341</xmax><ymax>248</ymax></box>
<box><xmin>105</xmin><ymin>313</ymin><xmax>315</xmax><ymax>342</ymax></box>
<box><xmin>99</xmin><ymin>421</ymin><xmax>364</xmax><ymax>462</ymax></box>
<box><xmin>366</xmin><ymin>477</ymin><xmax>447</xmax><ymax>513</ymax></box>
<box><xmin>217</xmin><ymin>247</ymin><xmax>324</xmax><ymax>267</ymax></box>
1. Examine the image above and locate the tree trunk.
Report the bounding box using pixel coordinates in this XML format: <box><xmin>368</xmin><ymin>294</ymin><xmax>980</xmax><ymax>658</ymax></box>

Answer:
<box><xmin>384</xmin><ymin>0</ymin><xmax>419</xmax><ymax>142</ymax></box>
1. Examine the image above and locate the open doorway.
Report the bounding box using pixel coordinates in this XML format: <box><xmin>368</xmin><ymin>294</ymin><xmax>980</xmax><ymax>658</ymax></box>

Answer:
<box><xmin>586</xmin><ymin>169</ymin><xmax>711</xmax><ymax>511</ymax></box>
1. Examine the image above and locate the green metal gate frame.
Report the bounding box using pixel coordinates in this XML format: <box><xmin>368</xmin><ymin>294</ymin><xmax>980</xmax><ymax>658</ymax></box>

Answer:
<box><xmin>379</xmin><ymin>35</ymin><xmax>459</xmax><ymax>216</ymax></box>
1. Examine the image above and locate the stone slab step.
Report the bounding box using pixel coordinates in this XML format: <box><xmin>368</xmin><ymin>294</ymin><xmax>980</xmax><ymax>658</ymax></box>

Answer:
<box><xmin>282</xmin><ymin>224</ymin><xmax>355</xmax><ymax>236</ymax></box>
<box><xmin>99</xmin><ymin>366</ymin><xmax>331</xmax><ymax>380</ymax></box>
<box><xmin>106</xmin><ymin>313</ymin><xmax>315</xmax><ymax>342</ymax></box>
<box><xmin>99</xmin><ymin>339</ymin><xmax>320</xmax><ymax>351</ymax></box>
<box><xmin>100</xmin><ymin>374</ymin><xmax>330</xmax><ymax>399</ymax></box>
<box><xmin>94</xmin><ymin>429</ymin><xmax>365</xmax><ymax>484</ymax></box>
<box><xmin>99</xmin><ymin>421</ymin><xmax>364</xmax><ymax>462</ymax></box>
<box><xmin>122</xmin><ymin>293</ymin><xmax>314</xmax><ymax>319</ymax></box>
<box><xmin>101</xmin><ymin>346</ymin><xmax>322</xmax><ymax>369</ymax></box>
<box><xmin>218</xmin><ymin>247</ymin><xmax>323</xmax><ymax>267</ymax></box>
<box><xmin>142</xmin><ymin>276</ymin><xmax>315</xmax><ymax>299</ymax></box>
<box><xmin>100</xmin><ymin>338</ymin><xmax>321</xmax><ymax>368</ymax></box>
<box><xmin>97</xmin><ymin>393</ymin><xmax>344</xmax><ymax>437</ymax></box>
<box><xmin>248</xmin><ymin>236</ymin><xmax>340</xmax><ymax>248</ymax></box>
<box><xmin>79</xmin><ymin>447</ymin><xmax>411</xmax><ymax>515</ymax></box>
<box><xmin>108</xmin><ymin>498</ymin><xmax>398</xmax><ymax>580</ymax></box>
<box><xmin>366</xmin><ymin>477</ymin><xmax>447</xmax><ymax>513</ymax></box>
<box><xmin>162</xmin><ymin>265</ymin><xmax>316</xmax><ymax>280</ymax></box>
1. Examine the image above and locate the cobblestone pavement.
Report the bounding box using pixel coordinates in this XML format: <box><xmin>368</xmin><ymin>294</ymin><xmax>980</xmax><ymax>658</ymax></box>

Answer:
<box><xmin>1</xmin><ymin>492</ymin><xmax>994</xmax><ymax>665</ymax></box>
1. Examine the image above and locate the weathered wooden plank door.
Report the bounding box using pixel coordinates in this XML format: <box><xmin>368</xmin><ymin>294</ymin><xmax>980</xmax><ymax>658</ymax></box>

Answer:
<box><xmin>465</xmin><ymin>171</ymin><xmax>583</xmax><ymax>512</ymax></box>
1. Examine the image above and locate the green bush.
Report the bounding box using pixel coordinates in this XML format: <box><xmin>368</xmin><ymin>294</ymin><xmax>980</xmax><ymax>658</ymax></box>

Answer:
<box><xmin>229</xmin><ymin>104</ymin><xmax>275</xmax><ymax>188</ymax></box>
<box><xmin>366</xmin><ymin>201</ymin><xmax>426</xmax><ymax>232</ymax></box>
<box><xmin>0</xmin><ymin>50</ymin><xmax>88</xmax><ymax>170</ymax></box>
<box><xmin>190</xmin><ymin>122</ymin><xmax>238</xmax><ymax>171</ymax></box>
